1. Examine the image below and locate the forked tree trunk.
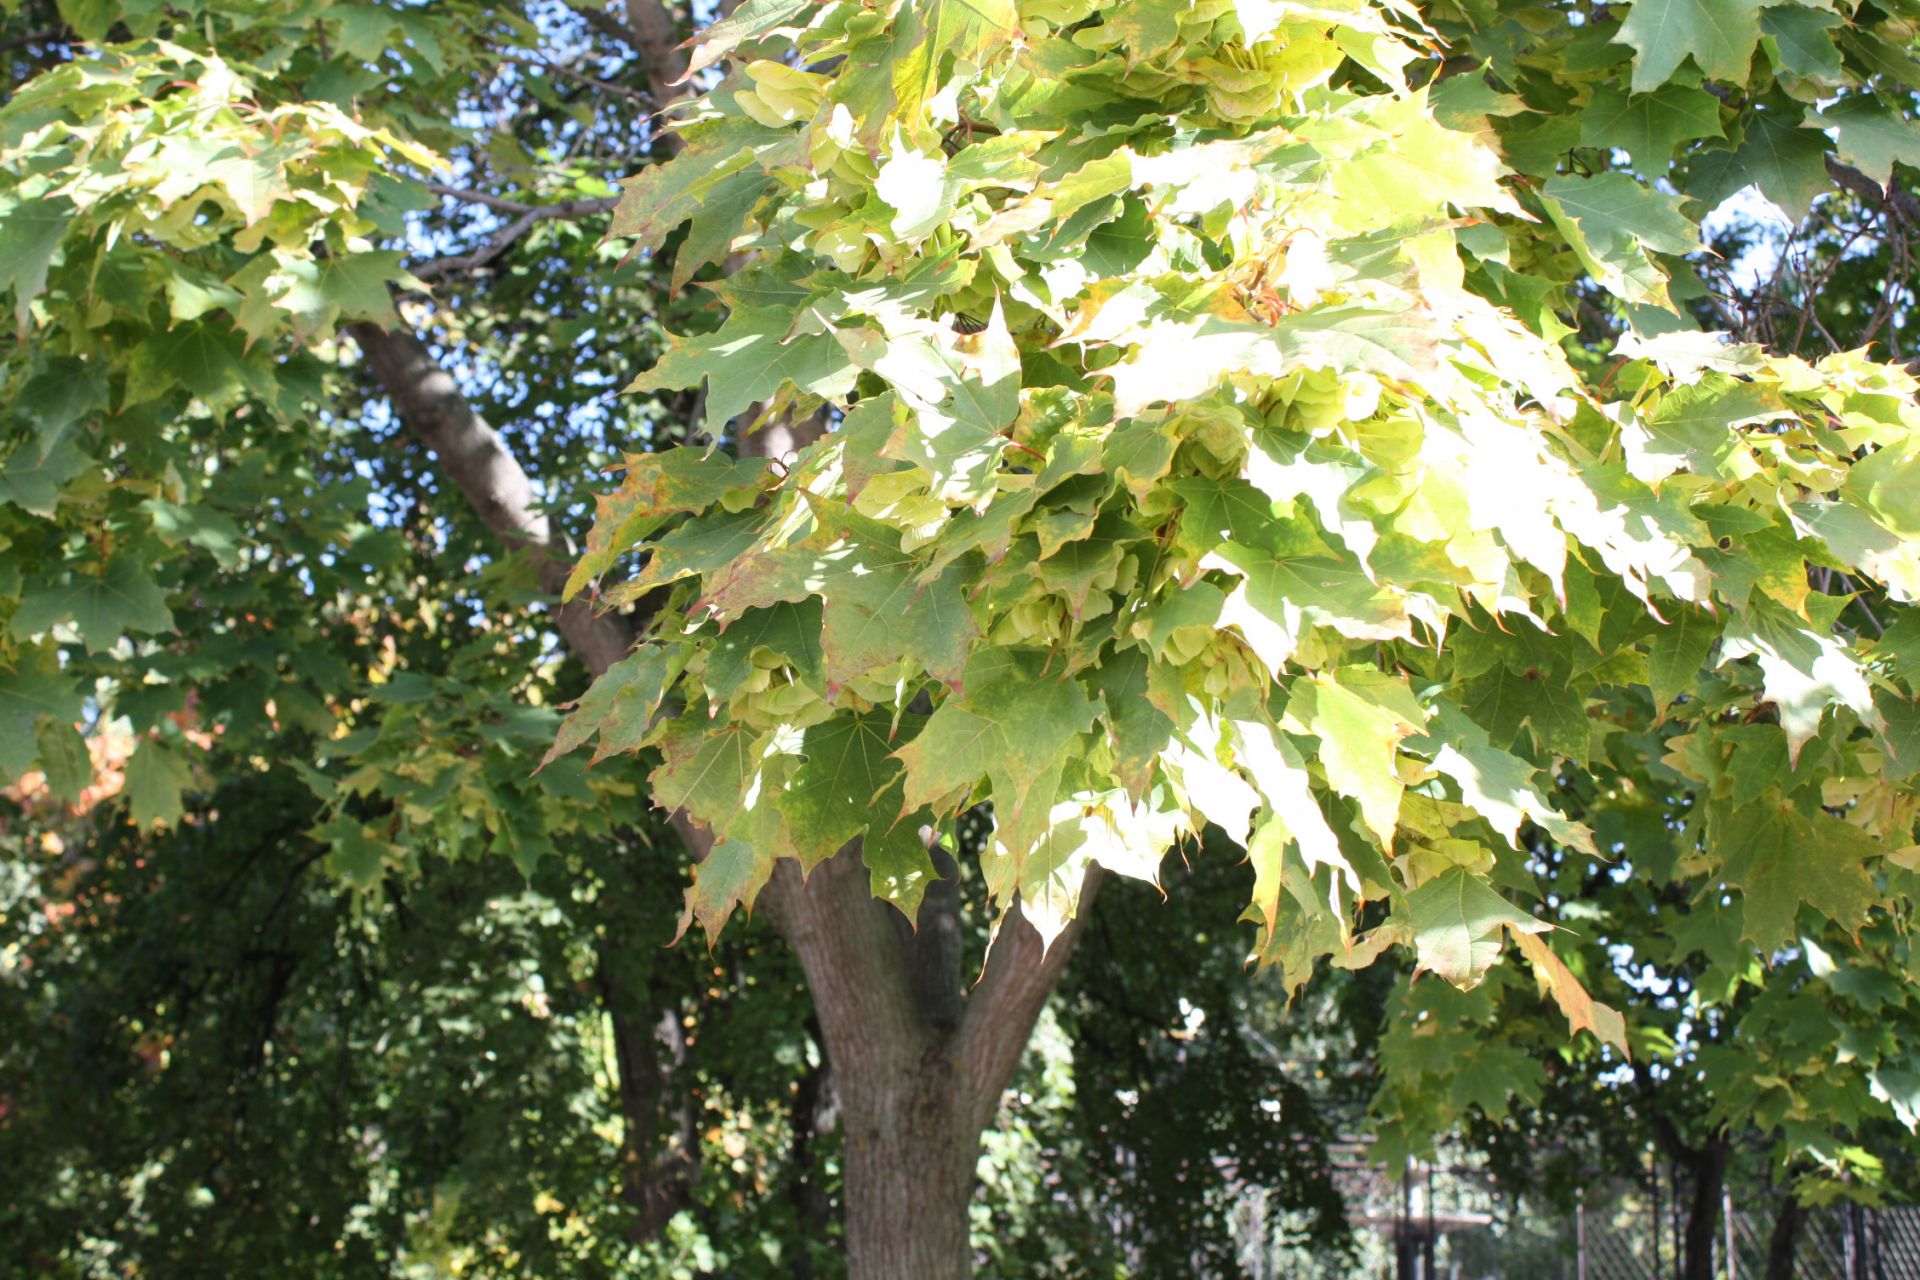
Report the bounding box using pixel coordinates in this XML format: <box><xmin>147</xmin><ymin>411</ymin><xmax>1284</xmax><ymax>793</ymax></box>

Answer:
<box><xmin>358</xmin><ymin>321</ymin><xmax>1092</xmax><ymax>1277</ymax></box>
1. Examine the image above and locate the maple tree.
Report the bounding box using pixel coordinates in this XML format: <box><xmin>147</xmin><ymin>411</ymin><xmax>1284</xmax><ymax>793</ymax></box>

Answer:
<box><xmin>4</xmin><ymin>0</ymin><xmax>1920</xmax><ymax>1273</ymax></box>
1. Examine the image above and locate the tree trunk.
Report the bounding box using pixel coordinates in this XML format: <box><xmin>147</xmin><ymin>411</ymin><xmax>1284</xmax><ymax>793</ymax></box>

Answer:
<box><xmin>840</xmin><ymin>1055</ymin><xmax>977</xmax><ymax>1279</ymax></box>
<box><xmin>758</xmin><ymin>847</ymin><xmax>1097</xmax><ymax>1280</ymax></box>
<box><xmin>1764</xmin><ymin>1196</ymin><xmax>1807</xmax><ymax>1280</ymax></box>
<box><xmin>1682</xmin><ymin>1137</ymin><xmax>1730</xmax><ymax>1280</ymax></box>
<box><xmin>359</xmin><ymin>323</ymin><xmax>1095</xmax><ymax>1279</ymax></box>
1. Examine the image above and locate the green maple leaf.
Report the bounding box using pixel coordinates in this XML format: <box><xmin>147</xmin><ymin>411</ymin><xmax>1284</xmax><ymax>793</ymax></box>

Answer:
<box><xmin>1626</xmin><ymin>376</ymin><xmax>1792</xmax><ymax>482</ymax></box>
<box><xmin>543</xmin><ymin>644</ymin><xmax>687</xmax><ymax>767</ymax></box>
<box><xmin>1807</xmin><ymin>97</ymin><xmax>1920</xmax><ymax>188</ymax></box>
<box><xmin>11</xmin><ymin>560</ymin><xmax>175</xmax><ymax>654</ymax></box>
<box><xmin>271</xmin><ymin>251</ymin><xmax>405</xmax><ymax>339</ymax></box>
<box><xmin>1541</xmin><ymin>174</ymin><xmax>1700</xmax><ymax>307</ymax></box>
<box><xmin>125</xmin><ymin>320</ymin><xmax>262</xmax><ymax>405</ymax></box>
<box><xmin>1579</xmin><ymin>85</ymin><xmax>1724</xmax><ymax>176</ymax></box>
<box><xmin>1405</xmin><ymin>865</ymin><xmax>1549</xmax><ymax>988</ymax></box>
<box><xmin>1758</xmin><ymin>6</ymin><xmax>1844</xmax><ymax>84</ymax></box>
<box><xmin>608</xmin><ymin>117</ymin><xmax>770</xmax><ymax>252</ymax></box>
<box><xmin>676</xmin><ymin>839</ymin><xmax>775</xmax><ymax>941</ymax></box>
<box><xmin>1088</xmin><ymin>646</ymin><xmax>1178</xmax><ymax>796</ymax></box>
<box><xmin>1415</xmin><ymin>704</ymin><xmax>1595</xmax><ymax>854</ymax></box>
<box><xmin>672</xmin><ymin>168</ymin><xmax>775</xmax><ymax>291</ymax></box>
<box><xmin>1208</xmin><ymin>542</ymin><xmax>1411</xmax><ymax>671</ymax></box>
<box><xmin>1712</xmin><ymin>799</ymin><xmax>1879</xmax><ymax>951</ymax></box>
<box><xmin>318</xmin><ymin>815</ymin><xmax>388</xmax><ymax>890</ymax></box>
<box><xmin>861</xmin><ymin>787</ymin><xmax>943</xmax><ymax>923</ymax></box>
<box><xmin>1233</xmin><ymin>716</ymin><xmax>1357</xmax><ymax>921</ymax></box>
<box><xmin>124</xmin><ymin>740</ymin><xmax>192</xmax><ymax>828</ymax></box>
<box><xmin>1613</xmin><ymin>0</ymin><xmax>1766</xmax><ymax>92</ymax></box>
<box><xmin>627</xmin><ymin>305</ymin><xmax>857</xmax><ymax>430</ymax></box>
<box><xmin>778</xmin><ymin>713</ymin><xmax>928</xmax><ymax>868</ymax></box>
<box><xmin>1173</xmin><ymin>475</ymin><xmax>1285</xmax><ymax>551</ymax></box>
<box><xmin>704</xmin><ymin>600</ymin><xmax>826</xmax><ymax>702</ymax></box>
<box><xmin>1870</xmin><ymin>1066</ymin><xmax>1920</xmax><ymax>1133</ymax></box>
<box><xmin>1459</xmin><ymin>639</ymin><xmax>1592</xmax><ymax>764</ymax></box>
<box><xmin>33</xmin><ymin>718</ymin><xmax>91</xmax><ymax>803</ymax></box>
<box><xmin>0</xmin><ymin>194</ymin><xmax>72</xmax><ymax>332</ymax></box>
<box><xmin>614</xmin><ymin>507</ymin><xmax>769</xmax><ymax>600</ymax></box>
<box><xmin>1644</xmin><ymin>605</ymin><xmax>1720</xmax><ymax>713</ymax></box>
<box><xmin>141</xmin><ymin>499</ymin><xmax>248</xmax><ymax>568</ymax></box>
<box><xmin>16</xmin><ymin>356</ymin><xmax>107</xmax><ymax>452</ymax></box>
<box><xmin>862</xmin><ymin>0</ymin><xmax>1020</xmax><ymax>142</ymax></box>
<box><xmin>1687</xmin><ymin>107</ymin><xmax>1832</xmax><ymax>221</ymax></box>
<box><xmin>698</xmin><ymin>523</ymin><xmax>981</xmax><ymax>691</ymax></box>
<box><xmin>567</xmin><ymin>450</ymin><xmax>770</xmax><ymax>597</ymax></box>
<box><xmin>682</xmin><ymin>0</ymin><xmax>814</xmax><ymax>78</ymax></box>
<box><xmin>650</xmin><ymin>720</ymin><xmax>763</xmax><ymax>834</ymax></box>
<box><xmin>1286</xmin><ymin>666</ymin><xmax>1428</xmax><ymax>848</ymax></box>
<box><xmin>819</xmin><ymin>537</ymin><xmax>978</xmax><ymax>693</ymax></box>
<box><xmin>1033</xmin><ymin>510</ymin><xmax>1139</xmax><ymax>619</ymax></box>
<box><xmin>0</xmin><ymin>437</ymin><xmax>90</xmax><ymax>516</ymax></box>
<box><xmin>0</xmin><ymin>661</ymin><xmax>83</xmax><ymax>781</ymax></box>
<box><xmin>895</xmin><ymin>648</ymin><xmax>1099</xmax><ymax>865</ymax></box>
<box><xmin>1718</xmin><ymin>603</ymin><xmax>1877</xmax><ymax>762</ymax></box>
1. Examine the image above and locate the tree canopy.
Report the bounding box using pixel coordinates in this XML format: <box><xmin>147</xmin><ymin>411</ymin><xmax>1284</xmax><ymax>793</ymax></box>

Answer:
<box><xmin>4</xmin><ymin>0</ymin><xmax>1920</xmax><ymax>1273</ymax></box>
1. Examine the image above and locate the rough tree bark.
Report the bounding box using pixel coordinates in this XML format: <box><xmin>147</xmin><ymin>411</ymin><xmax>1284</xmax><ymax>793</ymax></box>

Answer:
<box><xmin>355</xmin><ymin>319</ymin><xmax>1097</xmax><ymax>1278</ymax></box>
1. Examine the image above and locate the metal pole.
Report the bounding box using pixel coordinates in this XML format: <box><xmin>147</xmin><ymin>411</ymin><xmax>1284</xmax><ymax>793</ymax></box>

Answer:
<box><xmin>1576</xmin><ymin>1185</ymin><xmax>1588</xmax><ymax>1280</ymax></box>
<box><xmin>1426</xmin><ymin>1162</ymin><xmax>1437</xmax><ymax>1280</ymax></box>
<box><xmin>1724</xmin><ymin>1184</ymin><xmax>1736</xmax><ymax>1280</ymax></box>
<box><xmin>1652</xmin><ymin>1149</ymin><xmax>1664</xmax><ymax>1280</ymax></box>
<box><xmin>1401</xmin><ymin>1157</ymin><xmax>1415</xmax><ymax>1280</ymax></box>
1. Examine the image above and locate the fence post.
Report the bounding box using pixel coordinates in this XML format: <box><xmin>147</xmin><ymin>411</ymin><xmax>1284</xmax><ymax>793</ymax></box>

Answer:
<box><xmin>1652</xmin><ymin>1148</ymin><xmax>1665</xmax><ymax>1280</ymax></box>
<box><xmin>1724</xmin><ymin>1184</ymin><xmax>1736</xmax><ymax>1280</ymax></box>
<box><xmin>1576</xmin><ymin>1185</ymin><xmax>1587</xmax><ymax>1280</ymax></box>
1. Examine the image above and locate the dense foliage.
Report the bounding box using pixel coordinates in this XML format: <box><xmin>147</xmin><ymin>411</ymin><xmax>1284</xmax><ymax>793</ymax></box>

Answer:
<box><xmin>557</xmin><ymin>0</ymin><xmax>1920</xmax><ymax>1176</ymax></box>
<box><xmin>4</xmin><ymin>0</ymin><xmax>1920</xmax><ymax>1272</ymax></box>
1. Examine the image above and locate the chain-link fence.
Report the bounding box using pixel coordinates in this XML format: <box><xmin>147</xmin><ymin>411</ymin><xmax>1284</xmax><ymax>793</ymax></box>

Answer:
<box><xmin>1236</xmin><ymin>1154</ymin><xmax>1920</xmax><ymax>1279</ymax></box>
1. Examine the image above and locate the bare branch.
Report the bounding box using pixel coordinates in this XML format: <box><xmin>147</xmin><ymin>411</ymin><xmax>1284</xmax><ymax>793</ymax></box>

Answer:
<box><xmin>953</xmin><ymin>867</ymin><xmax>1103</xmax><ymax>1132</ymax></box>
<box><xmin>347</xmin><ymin>321</ymin><xmax>635</xmax><ymax>675</ymax></box>
<box><xmin>495</xmin><ymin>49</ymin><xmax>654</xmax><ymax>105</ymax></box>
<box><xmin>573</xmin><ymin>0</ymin><xmax>691</xmax><ymax>111</ymax></box>
<box><xmin>411</xmin><ymin>194</ymin><xmax>619</xmax><ymax>281</ymax></box>
<box><xmin>424</xmin><ymin>183</ymin><xmax>537</xmax><ymax>214</ymax></box>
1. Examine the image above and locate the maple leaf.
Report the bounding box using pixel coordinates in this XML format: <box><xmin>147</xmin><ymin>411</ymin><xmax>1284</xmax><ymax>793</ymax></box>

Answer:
<box><xmin>1406</xmin><ymin>866</ymin><xmax>1550</xmax><ymax>988</ymax></box>
<box><xmin>894</xmin><ymin>648</ymin><xmax>1099</xmax><ymax>867</ymax></box>
<box><xmin>1285</xmin><ymin>667</ymin><xmax>1428</xmax><ymax>849</ymax></box>
<box><xmin>1711</xmin><ymin>799</ymin><xmax>1880</xmax><ymax>950</ymax></box>
<box><xmin>627</xmin><ymin>305</ymin><xmax>858</xmax><ymax>430</ymax></box>
<box><xmin>1612</xmin><ymin>0</ymin><xmax>1767</xmax><ymax>92</ymax></box>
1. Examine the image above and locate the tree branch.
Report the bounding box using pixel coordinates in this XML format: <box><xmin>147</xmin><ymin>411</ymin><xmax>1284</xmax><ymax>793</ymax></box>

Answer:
<box><xmin>953</xmin><ymin>866</ymin><xmax>1103</xmax><ymax>1132</ymax></box>
<box><xmin>495</xmin><ymin>49</ymin><xmax>655</xmax><ymax>105</ymax></box>
<box><xmin>573</xmin><ymin>0</ymin><xmax>690</xmax><ymax>112</ymax></box>
<box><xmin>411</xmin><ymin>194</ymin><xmax>620</xmax><ymax>281</ymax></box>
<box><xmin>347</xmin><ymin>321</ymin><xmax>634</xmax><ymax>676</ymax></box>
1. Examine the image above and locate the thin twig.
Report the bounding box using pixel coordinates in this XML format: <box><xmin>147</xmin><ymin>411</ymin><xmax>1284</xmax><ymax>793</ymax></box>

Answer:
<box><xmin>425</xmin><ymin>183</ymin><xmax>536</xmax><ymax>214</ymax></box>
<box><xmin>494</xmin><ymin>50</ymin><xmax>653</xmax><ymax>105</ymax></box>
<box><xmin>412</xmin><ymin>194</ymin><xmax>620</xmax><ymax>280</ymax></box>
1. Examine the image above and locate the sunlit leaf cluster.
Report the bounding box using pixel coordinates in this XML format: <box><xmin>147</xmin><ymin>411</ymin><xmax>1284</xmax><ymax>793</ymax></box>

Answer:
<box><xmin>557</xmin><ymin>0</ymin><xmax>1920</xmax><ymax>1065</ymax></box>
